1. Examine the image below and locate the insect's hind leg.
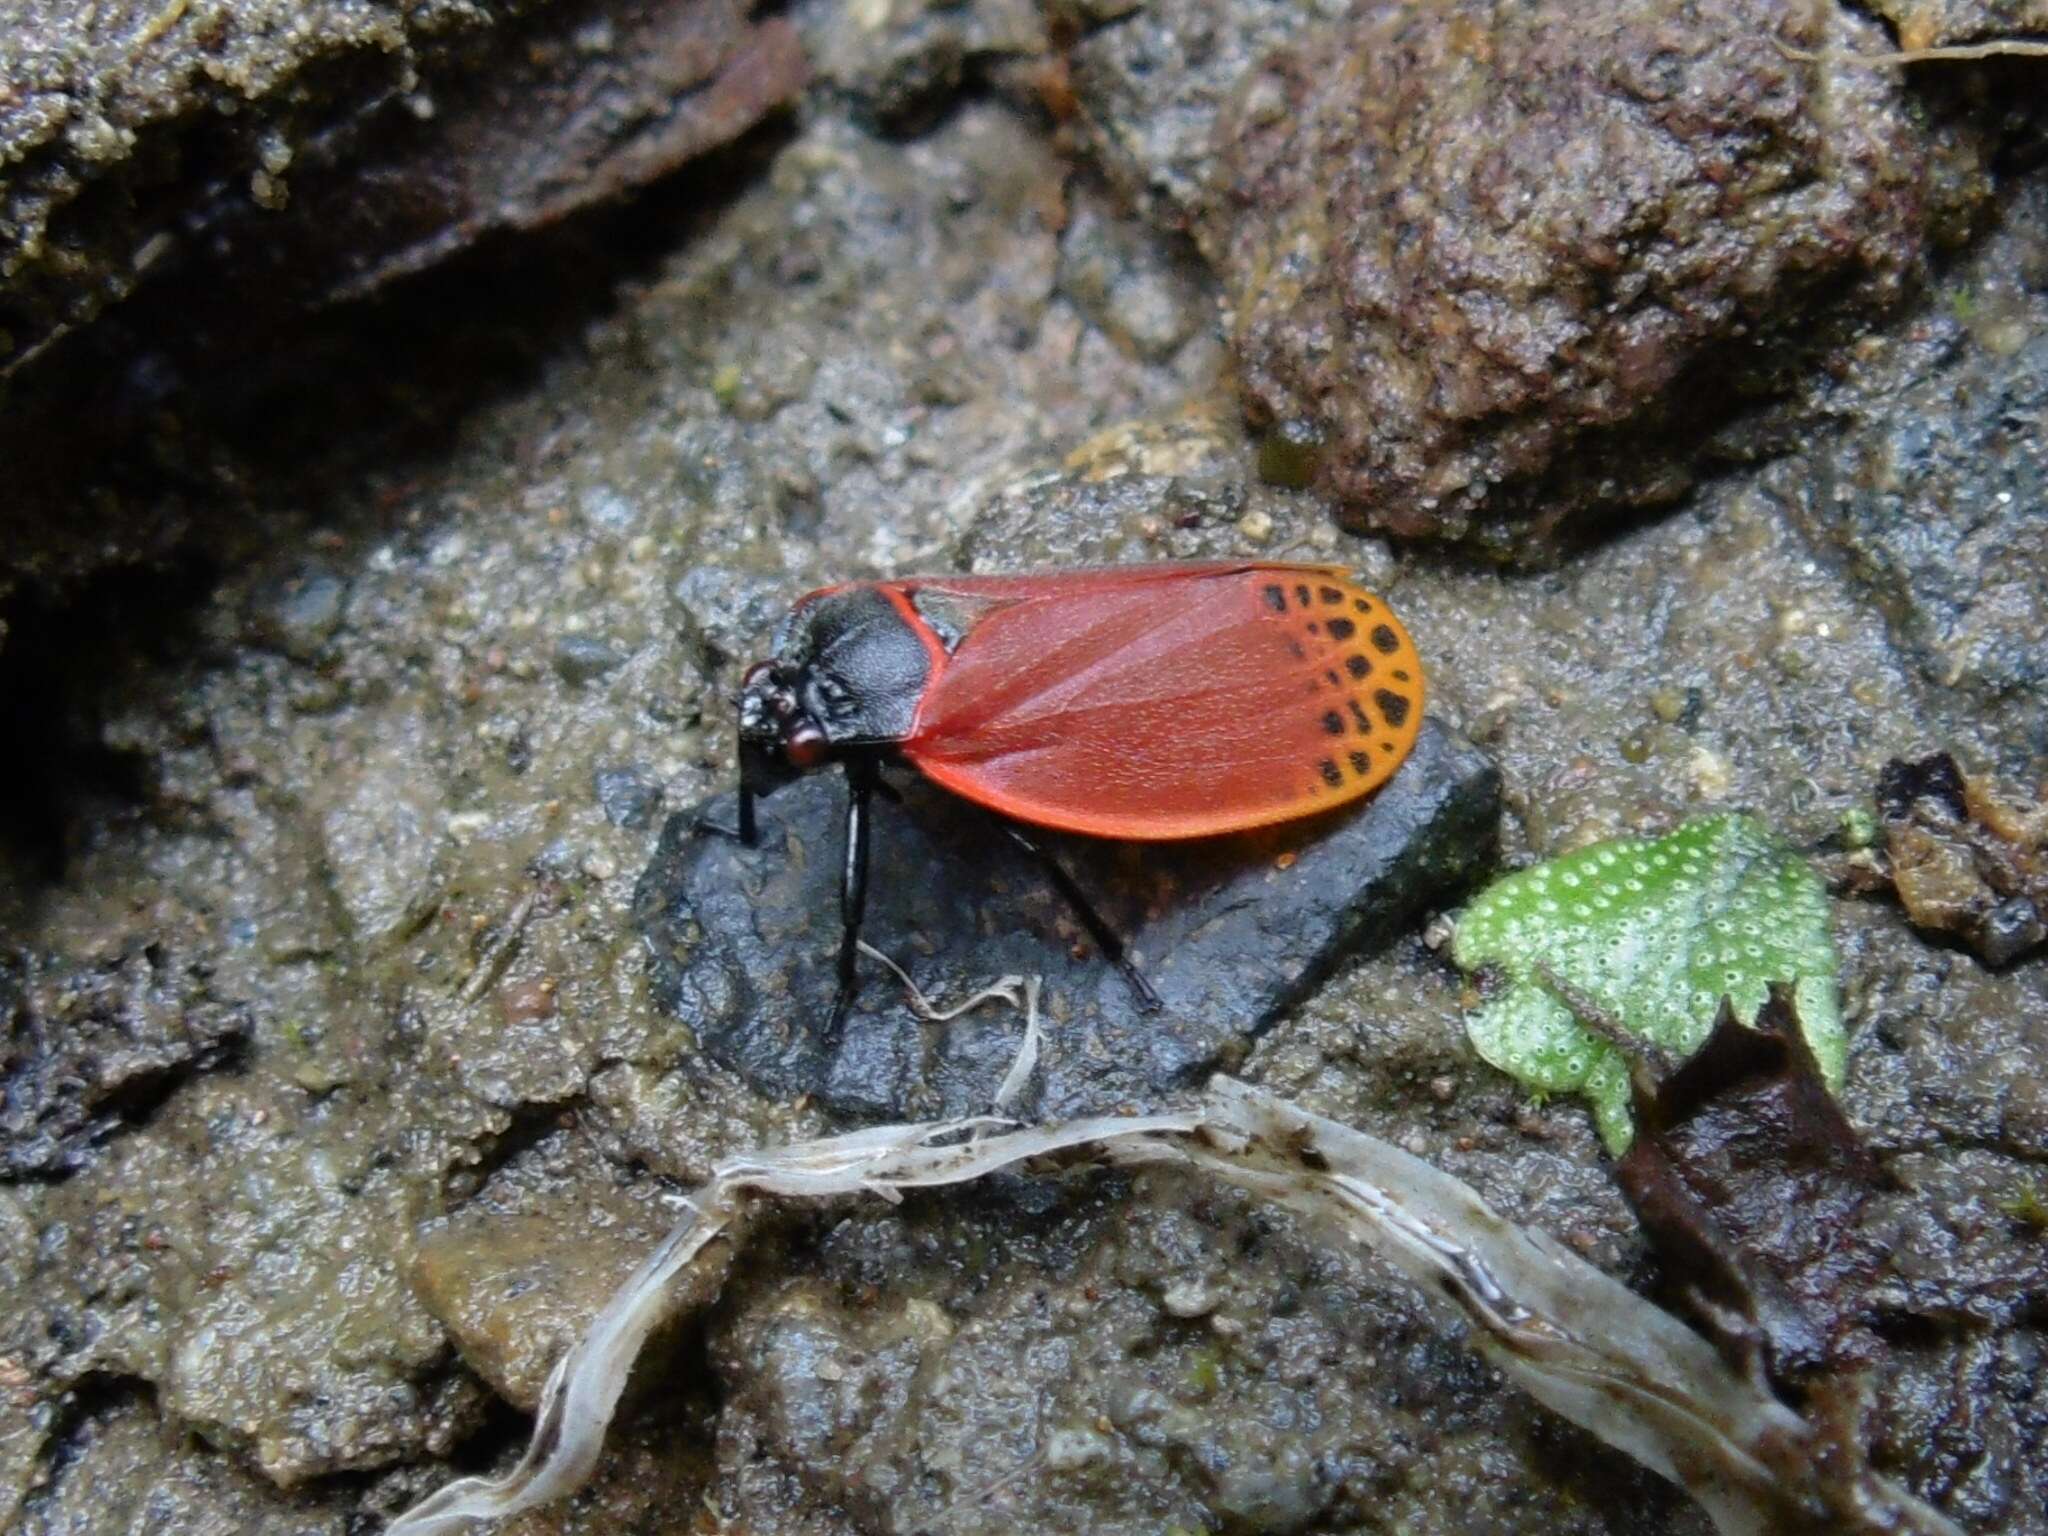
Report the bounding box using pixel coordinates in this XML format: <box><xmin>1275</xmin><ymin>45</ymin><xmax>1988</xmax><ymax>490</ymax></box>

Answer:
<box><xmin>997</xmin><ymin>820</ymin><xmax>1163</xmax><ymax>1013</ymax></box>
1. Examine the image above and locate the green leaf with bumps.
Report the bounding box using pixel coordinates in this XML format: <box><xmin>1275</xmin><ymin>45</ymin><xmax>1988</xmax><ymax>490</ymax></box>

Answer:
<box><xmin>1450</xmin><ymin>812</ymin><xmax>1842</xmax><ymax>1154</ymax></box>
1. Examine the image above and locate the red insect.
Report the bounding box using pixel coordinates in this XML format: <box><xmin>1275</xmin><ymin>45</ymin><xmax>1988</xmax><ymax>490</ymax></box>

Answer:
<box><xmin>724</xmin><ymin>561</ymin><xmax>1426</xmax><ymax>1034</ymax></box>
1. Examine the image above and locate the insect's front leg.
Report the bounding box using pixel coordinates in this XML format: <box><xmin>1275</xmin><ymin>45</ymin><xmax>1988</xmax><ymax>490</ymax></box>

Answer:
<box><xmin>695</xmin><ymin>742</ymin><xmax>763</xmax><ymax>845</ymax></box>
<box><xmin>827</xmin><ymin>759</ymin><xmax>877</xmax><ymax>1041</ymax></box>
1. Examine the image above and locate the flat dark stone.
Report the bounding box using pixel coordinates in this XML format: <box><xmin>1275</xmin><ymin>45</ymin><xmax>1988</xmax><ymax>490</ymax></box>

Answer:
<box><xmin>594</xmin><ymin>766</ymin><xmax>665</xmax><ymax>831</ymax></box>
<box><xmin>633</xmin><ymin>719</ymin><xmax>1499</xmax><ymax>1120</ymax></box>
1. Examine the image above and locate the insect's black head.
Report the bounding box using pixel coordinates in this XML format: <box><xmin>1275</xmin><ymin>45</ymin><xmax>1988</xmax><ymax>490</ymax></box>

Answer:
<box><xmin>736</xmin><ymin>658</ymin><xmax>832</xmax><ymax>793</ymax></box>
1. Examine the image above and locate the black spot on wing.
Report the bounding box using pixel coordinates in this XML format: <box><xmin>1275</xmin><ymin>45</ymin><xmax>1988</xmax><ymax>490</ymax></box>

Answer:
<box><xmin>1325</xmin><ymin>617</ymin><xmax>1356</xmax><ymax>641</ymax></box>
<box><xmin>1318</xmin><ymin>757</ymin><xmax>1343</xmax><ymax>787</ymax></box>
<box><xmin>1370</xmin><ymin>623</ymin><xmax>1401</xmax><ymax>655</ymax></box>
<box><xmin>1319</xmin><ymin>586</ymin><xmax>1344</xmax><ymax>605</ymax></box>
<box><xmin>1375</xmin><ymin>689</ymin><xmax>1411</xmax><ymax>728</ymax></box>
<box><xmin>1346</xmin><ymin>654</ymin><xmax>1371</xmax><ymax>680</ymax></box>
<box><xmin>1295</xmin><ymin>583</ymin><xmax>1312</xmax><ymax>608</ymax></box>
<box><xmin>1347</xmin><ymin>699</ymin><xmax>1373</xmax><ymax>734</ymax></box>
<box><xmin>1348</xmin><ymin>749</ymin><xmax>1371</xmax><ymax>775</ymax></box>
<box><xmin>1264</xmin><ymin>583</ymin><xmax>1288</xmax><ymax>613</ymax></box>
<box><xmin>1321</xmin><ymin>710</ymin><xmax>1343</xmax><ymax>735</ymax></box>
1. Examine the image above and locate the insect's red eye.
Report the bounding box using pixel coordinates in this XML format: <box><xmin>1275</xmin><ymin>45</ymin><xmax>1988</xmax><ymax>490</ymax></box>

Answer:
<box><xmin>785</xmin><ymin>726</ymin><xmax>829</xmax><ymax>768</ymax></box>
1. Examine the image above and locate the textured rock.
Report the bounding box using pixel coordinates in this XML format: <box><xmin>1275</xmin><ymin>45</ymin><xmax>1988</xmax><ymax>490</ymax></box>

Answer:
<box><xmin>1865</xmin><ymin>0</ymin><xmax>2048</xmax><ymax>47</ymax></box>
<box><xmin>634</xmin><ymin>719</ymin><xmax>1500</xmax><ymax>1119</ymax></box>
<box><xmin>799</xmin><ymin>0</ymin><xmax>1045</xmax><ymax>132</ymax></box>
<box><xmin>594</xmin><ymin>765</ymin><xmax>666</xmax><ymax>830</ymax></box>
<box><xmin>0</xmin><ymin>0</ymin><xmax>804</xmax><ymax>374</ymax></box>
<box><xmin>1069</xmin><ymin>0</ymin><xmax>1327</xmax><ymax>234</ymax></box>
<box><xmin>1204</xmin><ymin>0</ymin><xmax>1986</xmax><ymax>559</ymax></box>
<box><xmin>0</xmin><ymin>941</ymin><xmax>247</xmax><ymax>1178</ymax></box>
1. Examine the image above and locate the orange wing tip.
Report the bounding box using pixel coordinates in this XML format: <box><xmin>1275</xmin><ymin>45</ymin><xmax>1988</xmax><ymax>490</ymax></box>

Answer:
<box><xmin>1265</xmin><ymin>575</ymin><xmax>1426</xmax><ymax>803</ymax></box>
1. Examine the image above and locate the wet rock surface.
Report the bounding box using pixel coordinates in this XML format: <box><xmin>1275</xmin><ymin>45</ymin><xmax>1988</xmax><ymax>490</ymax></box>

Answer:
<box><xmin>0</xmin><ymin>0</ymin><xmax>803</xmax><ymax>632</ymax></box>
<box><xmin>712</xmin><ymin>1168</ymin><xmax>1694</xmax><ymax>1536</ymax></box>
<box><xmin>0</xmin><ymin>7</ymin><xmax>2045</xmax><ymax>1534</ymax></box>
<box><xmin>1789</xmin><ymin>247</ymin><xmax>2048</xmax><ymax>754</ymax></box>
<box><xmin>634</xmin><ymin>721</ymin><xmax>1499</xmax><ymax>1118</ymax></box>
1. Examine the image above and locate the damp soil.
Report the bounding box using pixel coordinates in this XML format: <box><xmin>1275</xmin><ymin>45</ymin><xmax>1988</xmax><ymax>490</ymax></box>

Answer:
<box><xmin>3</xmin><ymin>2</ymin><xmax>2046</xmax><ymax>1533</ymax></box>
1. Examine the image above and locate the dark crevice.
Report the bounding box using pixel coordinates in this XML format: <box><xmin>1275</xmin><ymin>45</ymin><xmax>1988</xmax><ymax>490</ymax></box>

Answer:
<box><xmin>438</xmin><ymin>1390</ymin><xmax>534</xmax><ymax>1477</ymax></box>
<box><xmin>21</xmin><ymin>1371</ymin><xmax>158</xmax><ymax>1499</ymax></box>
<box><xmin>0</xmin><ymin>555</ymin><xmax>217</xmax><ymax>881</ymax></box>
<box><xmin>441</xmin><ymin>1099</ymin><xmax>582</xmax><ymax>1205</ymax></box>
<box><xmin>1</xmin><ymin>942</ymin><xmax>253</xmax><ymax>1182</ymax></box>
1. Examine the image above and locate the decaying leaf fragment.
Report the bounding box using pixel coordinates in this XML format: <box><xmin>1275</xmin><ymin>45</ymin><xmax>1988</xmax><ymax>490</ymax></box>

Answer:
<box><xmin>1615</xmin><ymin>985</ymin><xmax>1896</xmax><ymax>1384</ymax></box>
<box><xmin>1877</xmin><ymin>752</ymin><xmax>2048</xmax><ymax>965</ymax></box>
<box><xmin>1451</xmin><ymin>813</ymin><xmax>1843</xmax><ymax>1151</ymax></box>
<box><xmin>387</xmin><ymin>1079</ymin><xmax>1960</xmax><ymax>1536</ymax></box>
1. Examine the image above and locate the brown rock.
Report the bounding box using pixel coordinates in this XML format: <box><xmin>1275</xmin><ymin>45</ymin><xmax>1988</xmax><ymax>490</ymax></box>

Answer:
<box><xmin>1865</xmin><ymin>0</ymin><xmax>2048</xmax><ymax>49</ymax></box>
<box><xmin>1206</xmin><ymin>0</ymin><xmax>1986</xmax><ymax>560</ymax></box>
<box><xmin>411</xmin><ymin>1129</ymin><xmax>739</xmax><ymax>1409</ymax></box>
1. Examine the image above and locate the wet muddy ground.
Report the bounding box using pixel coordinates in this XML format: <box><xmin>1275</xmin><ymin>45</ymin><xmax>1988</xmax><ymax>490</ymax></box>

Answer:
<box><xmin>2</xmin><ymin>1</ymin><xmax>2046</xmax><ymax>1533</ymax></box>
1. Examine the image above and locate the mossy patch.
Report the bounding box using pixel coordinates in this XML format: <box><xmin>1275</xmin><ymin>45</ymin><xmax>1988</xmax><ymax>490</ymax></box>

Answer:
<box><xmin>1451</xmin><ymin>813</ymin><xmax>1842</xmax><ymax>1153</ymax></box>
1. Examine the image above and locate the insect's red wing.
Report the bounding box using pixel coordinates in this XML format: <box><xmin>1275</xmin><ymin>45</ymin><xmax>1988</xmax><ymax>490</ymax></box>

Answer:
<box><xmin>898</xmin><ymin>564</ymin><xmax>1425</xmax><ymax>840</ymax></box>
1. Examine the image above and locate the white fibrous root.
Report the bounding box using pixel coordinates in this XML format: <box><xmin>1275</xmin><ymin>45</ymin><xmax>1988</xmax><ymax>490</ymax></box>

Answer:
<box><xmin>387</xmin><ymin>1079</ymin><xmax>1960</xmax><ymax>1536</ymax></box>
<box><xmin>1777</xmin><ymin>36</ymin><xmax>2048</xmax><ymax>65</ymax></box>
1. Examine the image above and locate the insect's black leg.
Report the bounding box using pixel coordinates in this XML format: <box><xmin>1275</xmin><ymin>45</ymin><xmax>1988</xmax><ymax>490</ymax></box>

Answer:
<box><xmin>692</xmin><ymin>799</ymin><xmax>756</xmax><ymax>844</ymax></box>
<box><xmin>998</xmin><ymin>820</ymin><xmax>1162</xmax><ymax>1013</ymax></box>
<box><xmin>828</xmin><ymin>760</ymin><xmax>877</xmax><ymax>1040</ymax></box>
<box><xmin>695</xmin><ymin>735</ymin><xmax>762</xmax><ymax>845</ymax></box>
<box><xmin>736</xmin><ymin>777</ymin><xmax>758</xmax><ymax>846</ymax></box>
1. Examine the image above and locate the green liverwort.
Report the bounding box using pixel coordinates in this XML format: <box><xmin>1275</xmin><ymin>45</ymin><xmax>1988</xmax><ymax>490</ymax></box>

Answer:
<box><xmin>1451</xmin><ymin>812</ymin><xmax>1842</xmax><ymax>1153</ymax></box>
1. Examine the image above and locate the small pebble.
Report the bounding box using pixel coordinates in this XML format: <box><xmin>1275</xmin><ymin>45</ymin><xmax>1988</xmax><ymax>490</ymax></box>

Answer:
<box><xmin>500</xmin><ymin>978</ymin><xmax>558</xmax><ymax>1025</ymax></box>
<box><xmin>1689</xmin><ymin>745</ymin><xmax>1733</xmax><ymax>800</ymax></box>
<box><xmin>1237</xmin><ymin>508</ymin><xmax>1274</xmax><ymax>543</ymax></box>
<box><xmin>249</xmin><ymin>566</ymin><xmax>348</xmax><ymax>660</ymax></box>
<box><xmin>1161</xmin><ymin>1279</ymin><xmax>1219</xmax><ymax>1318</ymax></box>
<box><xmin>447</xmin><ymin>811</ymin><xmax>491</xmax><ymax>843</ymax></box>
<box><xmin>554</xmin><ymin>634</ymin><xmax>627</xmax><ymax>685</ymax></box>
